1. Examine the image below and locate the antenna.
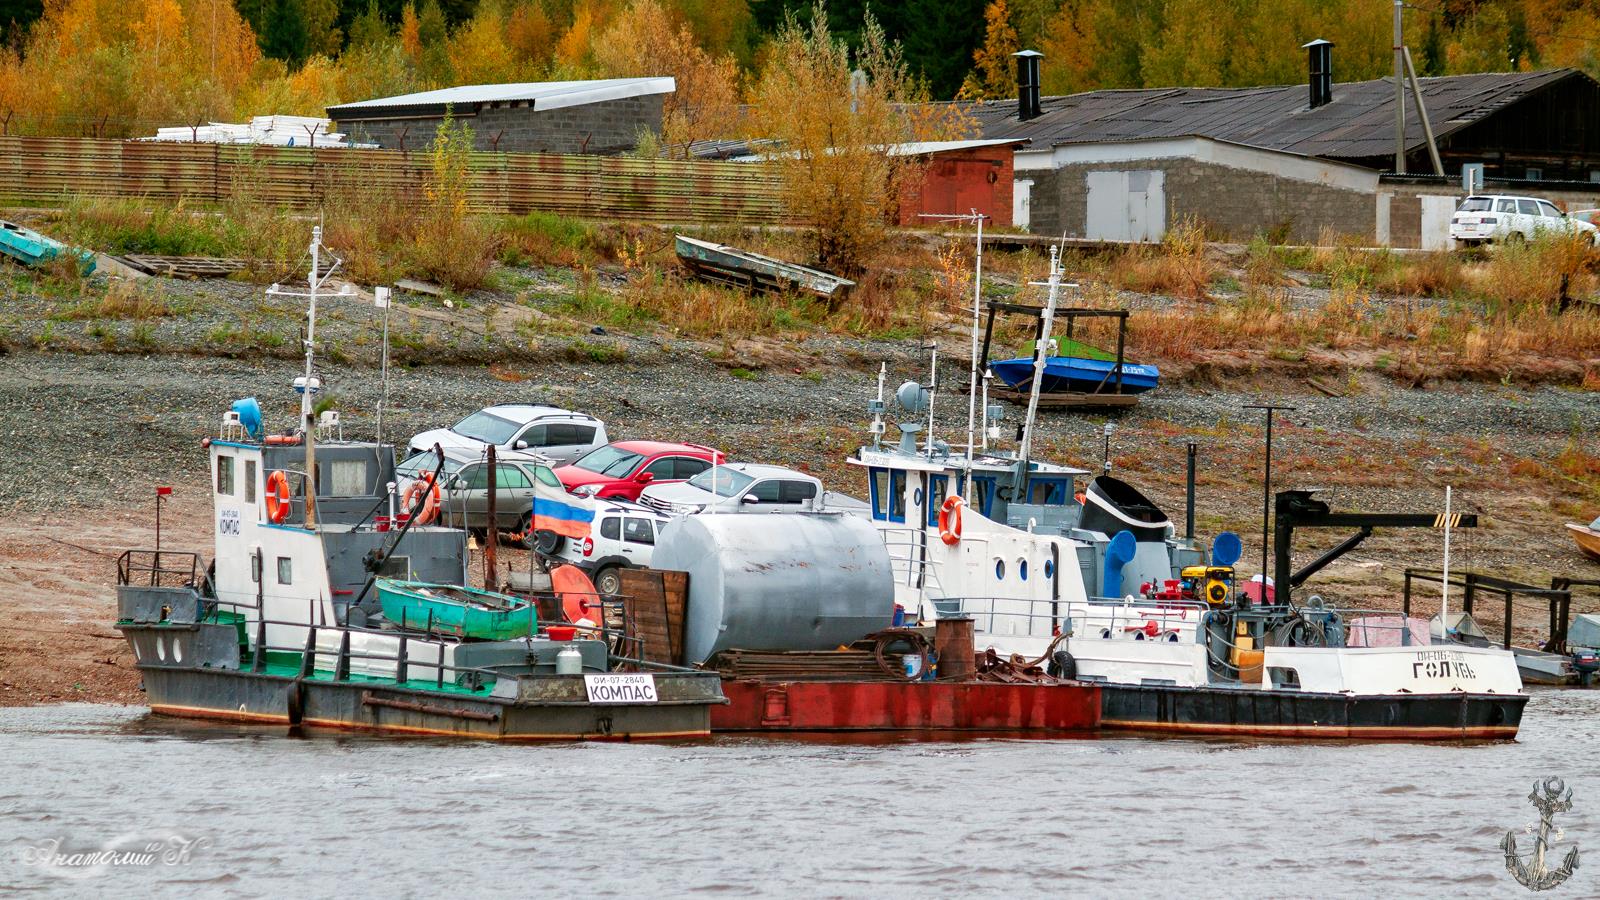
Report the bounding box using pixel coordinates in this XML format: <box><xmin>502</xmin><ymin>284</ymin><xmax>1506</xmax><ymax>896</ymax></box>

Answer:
<box><xmin>1243</xmin><ymin>402</ymin><xmax>1296</xmax><ymax>605</ymax></box>
<box><xmin>266</xmin><ymin>226</ymin><xmax>355</xmax><ymax>530</ymax></box>
<box><xmin>1017</xmin><ymin>246</ymin><xmax>1074</xmax><ymax>492</ymax></box>
<box><xmin>924</xmin><ymin>343</ymin><xmax>937</xmax><ymax>459</ymax></box>
<box><xmin>868</xmin><ymin>362</ymin><xmax>887</xmax><ymax>450</ymax></box>
<box><xmin>917</xmin><ymin>210</ymin><xmax>989</xmax><ymax>496</ymax></box>
<box><xmin>1441</xmin><ymin>485</ymin><xmax>1453</xmax><ymax>639</ymax></box>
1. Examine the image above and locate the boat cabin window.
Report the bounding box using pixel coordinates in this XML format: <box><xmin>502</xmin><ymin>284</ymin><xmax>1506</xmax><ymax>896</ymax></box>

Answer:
<box><xmin>251</xmin><ymin>552</ymin><xmax>261</xmax><ymax>583</ymax></box>
<box><xmin>1025</xmin><ymin>476</ymin><xmax>1070</xmax><ymax>506</ymax></box>
<box><xmin>926</xmin><ymin>474</ymin><xmax>960</xmax><ymax>526</ymax></box>
<box><xmin>971</xmin><ymin>475</ymin><xmax>997</xmax><ymax>517</ymax></box>
<box><xmin>327</xmin><ymin>460</ymin><xmax>368</xmax><ymax>497</ymax></box>
<box><xmin>216</xmin><ymin>455</ymin><xmax>235</xmax><ymax>495</ymax></box>
<box><xmin>379</xmin><ymin>555</ymin><xmax>409</xmax><ymax>577</ymax></box>
<box><xmin>1267</xmin><ymin>667</ymin><xmax>1300</xmax><ymax>689</ymax></box>
<box><xmin>276</xmin><ymin>557</ymin><xmax>293</xmax><ymax>585</ymax></box>
<box><xmin>623</xmin><ymin>517</ymin><xmax>655</xmax><ymax>545</ymax></box>
<box><xmin>244</xmin><ymin>459</ymin><xmax>257</xmax><ymax>504</ymax></box>
<box><xmin>600</xmin><ymin>517</ymin><xmax>621</xmax><ymax>540</ymax></box>
<box><xmin>870</xmin><ymin>469</ymin><xmax>907</xmax><ymax>522</ymax></box>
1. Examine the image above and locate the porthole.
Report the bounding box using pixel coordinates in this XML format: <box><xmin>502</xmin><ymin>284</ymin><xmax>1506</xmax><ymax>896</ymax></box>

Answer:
<box><xmin>1019</xmin><ymin>560</ymin><xmax>1029</xmax><ymax>581</ymax></box>
<box><xmin>913</xmin><ymin>487</ymin><xmax>924</xmax><ymax>507</ymax></box>
<box><xmin>1044</xmin><ymin>559</ymin><xmax>1054</xmax><ymax>579</ymax></box>
<box><xmin>1100</xmin><ymin>628</ymin><xmax>1112</xmax><ymax>639</ymax></box>
<box><xmin>172</xmin><ymin>638</ymin><xmax>184</xmax><ymax>663</ymax></box>
<box><xmin>994</xmin><ymin>559</ymin><xmax>1006</xmax><ymax>580</ymax></box>
<box><xmin>155</xmin><ymin>637</ymin><xmax>166</xmax><ymax>661</ymax></box>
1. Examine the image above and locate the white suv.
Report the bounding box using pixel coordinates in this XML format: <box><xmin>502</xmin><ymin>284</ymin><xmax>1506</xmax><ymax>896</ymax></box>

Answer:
<box><xmin>544</xmin><ymin>500</ymin><xmax>672</xmax><ymax>596</ymax></box>
<box><xmin>408</xmin><ymin>405</ymin><xmax>606</xmax><ymax>465</ymax></box>
<box><xmin>1450</xmin><ymin>195</ymin><xmax>1599</xmax><ymax>247</ymax></box>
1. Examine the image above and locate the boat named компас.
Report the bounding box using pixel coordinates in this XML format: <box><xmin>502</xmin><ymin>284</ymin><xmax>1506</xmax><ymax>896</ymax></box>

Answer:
<box><xmin>114</xmin><ymin>229</ymin><xmax>723</xmax><ymax>740</ymax></box>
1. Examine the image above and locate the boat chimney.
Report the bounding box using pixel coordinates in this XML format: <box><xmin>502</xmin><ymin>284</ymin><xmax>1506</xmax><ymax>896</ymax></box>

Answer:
<box><xmin>1013</xmin><ymin>50</ymin><xmax>1043</xmax><ymax>121</ymax></box>
<box><xmin>1303</xmin><ymin>39</ymin><xmax>1334</xmax><ymax>109</ymax></box>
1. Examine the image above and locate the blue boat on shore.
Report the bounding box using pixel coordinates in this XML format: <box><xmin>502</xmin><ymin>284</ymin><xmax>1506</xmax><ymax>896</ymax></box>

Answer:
<box><xmin>989</xmin><ymin>355</ymin><xmax>1160</xmax><ymax>395</ymax></box>
<box><xmin>0</xmin><ymin>220</ymin><xmax>95</xmax><ymax>272</ymax></box>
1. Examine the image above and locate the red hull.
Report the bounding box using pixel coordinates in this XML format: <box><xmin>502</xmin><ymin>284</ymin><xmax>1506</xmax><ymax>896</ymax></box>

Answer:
<box><xmin>713</xmin><ymin>679</ymin><xmax>1101</xmax><ymax>733</ymax></box>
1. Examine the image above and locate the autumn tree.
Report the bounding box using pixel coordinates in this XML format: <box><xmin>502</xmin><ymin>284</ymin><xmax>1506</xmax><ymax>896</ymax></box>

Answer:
<box><xmin>959</xmin><ymin>0</ymin><xmax>1020</xmax><ymax>99</ymax></box>
<box><xmin>593</xmin><ymin>0</ymin><xmax>741</xmax><ymax>151</ymax></box>
<box><xmin>747</xmin><ymin>4</ymin><xmax>958</xmax><ymax>287</ymax></box>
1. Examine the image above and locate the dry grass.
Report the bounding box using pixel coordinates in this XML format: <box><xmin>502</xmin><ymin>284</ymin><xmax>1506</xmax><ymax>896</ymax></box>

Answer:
<box><xmin>1101</xmin><ymin>219</ymin><xmax>1217</xmax><ymax>300</ymax></box>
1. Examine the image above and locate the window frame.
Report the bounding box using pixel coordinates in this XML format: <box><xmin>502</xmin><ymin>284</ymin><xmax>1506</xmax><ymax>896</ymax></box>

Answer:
<box><xmin>276</xmin><ymin>556</ymin><xmax>293</xmax><ymax>585</ymax></box>
<box><xmin>216</xmin><ymin>455</ymin><xmax>235</xmax><ymax>496</ymax></box>
<box><xmin>623</xmin><ymin>517</ymin><xmax>656</xmax><ymax>545</ymax></box>
<box><xmin>244</xmin><ymin>459</ymin><xmax>257</xmax><ymax>504</ymax></box>
<box><xmin>599</xmin><ymin>517</ymin><xmax>621</xmax><ymax>541</ymax></box>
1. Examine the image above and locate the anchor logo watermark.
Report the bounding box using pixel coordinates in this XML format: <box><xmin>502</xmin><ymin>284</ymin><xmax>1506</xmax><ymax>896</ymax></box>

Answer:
<box><xmin>1501</xmin><ymin>777</ymin><xmax>1581</xmax><ymax>891</ymax></box>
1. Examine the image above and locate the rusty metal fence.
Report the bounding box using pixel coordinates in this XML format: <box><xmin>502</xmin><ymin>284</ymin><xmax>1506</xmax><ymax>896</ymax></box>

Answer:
<box><xmin>0</xmin><ymin>137</ymin><xmax>789</xmax><ymax>223</ymax></box>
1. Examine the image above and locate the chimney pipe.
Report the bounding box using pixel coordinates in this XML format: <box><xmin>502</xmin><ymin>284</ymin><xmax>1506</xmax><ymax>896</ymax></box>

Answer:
<box><xmin>1303</xmin><ymin>39</ymin><xmax>1334</xmax><ymax>109</ymax></box>
<box><xmin>1013</xmin><ymin>49</ymin><xmax>1043</xmax><ymax>121</ymax></box>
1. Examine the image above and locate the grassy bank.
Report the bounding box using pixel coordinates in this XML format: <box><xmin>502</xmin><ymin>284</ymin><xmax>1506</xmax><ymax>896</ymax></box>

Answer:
<box><xmin>11</xmin><ymin>199</ymin><xmax>1600</xmax><ymax>388</ymax></box>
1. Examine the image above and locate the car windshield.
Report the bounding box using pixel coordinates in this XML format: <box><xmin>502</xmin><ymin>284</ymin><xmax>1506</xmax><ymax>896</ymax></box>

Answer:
<box><xmin>573</xmin><ymin>445</ymin><xmax>646</xmax><ymax>477</ymax></box>
<box><xmin>397</xmin><ymin>451</ymin><xmax>463</xmax><ymax>478</ymax></box>
<box><xmin>687</xmin><ymin>468</ymin><xmax>756</xmax><ymax>498</ymax></box>
<box><xmin>451</xmin><ymin>411</ymin><xmax>520</xmax><ymax>444</ymax></box>
<box><xmin>1458</xmin><ymin>197</ymin><xmax>1492</xmax><ymax>212</ymax></box>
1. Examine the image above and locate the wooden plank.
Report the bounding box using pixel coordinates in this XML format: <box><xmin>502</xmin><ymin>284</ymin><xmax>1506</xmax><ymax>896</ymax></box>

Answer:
<box><xmin>619</xmin><ymin>568</ymin><xmax>672</xmax><ymax>665</ymax></box>
<box><xmin>992</xmin><ymin>387</ymin><xmax>1140</xmax><ymax>409</ymax></box>
<box><xmin>661</xmin><ymin>570</ymin><xmax>688</xmax><ymax>667</ymax></box>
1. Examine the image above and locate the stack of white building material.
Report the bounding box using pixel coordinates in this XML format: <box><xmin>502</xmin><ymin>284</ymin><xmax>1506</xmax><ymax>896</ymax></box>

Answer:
<box><xmin>142</xmin><ymin>115</ymin><xmax>355</xmax><ymax>147</ymax></box>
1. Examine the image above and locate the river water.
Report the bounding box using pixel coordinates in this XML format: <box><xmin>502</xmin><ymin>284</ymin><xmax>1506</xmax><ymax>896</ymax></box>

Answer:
<box><xmin>2</xmin><ymin>690</ymin><xmax>1596</xmax><ymax>898</ymax></box>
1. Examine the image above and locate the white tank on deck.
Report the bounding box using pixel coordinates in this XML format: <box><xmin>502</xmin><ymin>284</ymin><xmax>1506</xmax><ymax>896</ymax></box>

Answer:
<box><xmin>653</xmin><ymin>513</ymin><xmax>895</xmax><ymax>665</ymax></box>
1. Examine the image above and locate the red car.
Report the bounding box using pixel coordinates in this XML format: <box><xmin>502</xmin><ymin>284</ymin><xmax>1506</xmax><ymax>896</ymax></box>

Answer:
<box><xmin>553</xmin><ymin>440</ymin><xmax>725</xmax><ymax>501</ymax></box>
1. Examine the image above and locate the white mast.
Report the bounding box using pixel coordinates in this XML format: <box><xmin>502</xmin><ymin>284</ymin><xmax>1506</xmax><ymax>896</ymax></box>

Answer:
<box><xmin>1018</xmin><ymin>245</ymin><xmax>1065</xmax><ymax>470</ymax></box>
<box><xmin>267</xmin><ymin>226</ymin><xmax>354</xmax><ymax>530</ymax></box>
<box><xmin>963</xmin><ymin>212</ymin><xmax>984</xmax><ymax>489</ymax></box>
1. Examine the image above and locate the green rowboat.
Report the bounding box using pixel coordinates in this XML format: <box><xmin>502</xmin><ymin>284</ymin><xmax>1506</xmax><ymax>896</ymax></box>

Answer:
<box><xmin>375</xmin><ymin>578</ymin><xmax>537</xmax><ymax>640</ymax></box>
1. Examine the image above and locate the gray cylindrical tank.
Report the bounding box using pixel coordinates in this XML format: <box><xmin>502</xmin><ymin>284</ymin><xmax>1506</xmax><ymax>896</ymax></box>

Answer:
<box><xmin>653</xmin><ymin>513</ymin><xmax>895</xmax><ymax>665</ymax></box>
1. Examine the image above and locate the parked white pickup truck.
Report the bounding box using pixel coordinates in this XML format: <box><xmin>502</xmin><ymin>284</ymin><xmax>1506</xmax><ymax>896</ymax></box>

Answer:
<box><xmin>637</xmin><ymin>463</ymin><xmax>867</xmax><ymax>516</ymax></box>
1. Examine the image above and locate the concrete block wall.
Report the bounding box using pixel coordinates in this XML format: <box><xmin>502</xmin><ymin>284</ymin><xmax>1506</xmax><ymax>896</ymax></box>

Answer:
<box><xmin>1042</xmin><ymin>158</ymin><xmax>1375</xmax><ymax>244</ymax></box>
<box><xmin>334</xmin><ymin>95</ymin><xmax>665</xmax><ymax>155</ymax></box>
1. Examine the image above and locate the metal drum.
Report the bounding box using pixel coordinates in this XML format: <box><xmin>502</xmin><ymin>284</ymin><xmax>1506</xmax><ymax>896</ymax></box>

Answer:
<box><xmin>653</xmin><ymin>513</ymin><xmax>895</xmax><ymax>665</ymax></box>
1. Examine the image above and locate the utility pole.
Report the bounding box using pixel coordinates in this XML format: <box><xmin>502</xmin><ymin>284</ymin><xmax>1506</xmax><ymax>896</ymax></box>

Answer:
<box><xmin>1393</xmin><ymin>0</ymin><xmax>1407</xmax><ymax>173</ymax></box>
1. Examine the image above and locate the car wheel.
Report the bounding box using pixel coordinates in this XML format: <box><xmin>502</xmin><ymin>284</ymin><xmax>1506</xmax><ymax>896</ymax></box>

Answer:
<box><xmin>512</xmin><ymin>512</ymin><xmax>532</xmax><ymax>543</ymax></box>
<box><xmin>594</xmin><ymin>565</ymin><xmax>624</xmax><ymax>597</ymax></box>
<box><xmin>532</xmin><ymin>529</ymin><xmax>564</xmax><ymax>555</ymax></box>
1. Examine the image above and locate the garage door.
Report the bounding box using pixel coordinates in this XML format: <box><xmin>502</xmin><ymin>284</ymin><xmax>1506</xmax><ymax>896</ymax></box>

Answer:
<box><xmin>1086</xmin><ymin>170</ymin><xmax>1165</xmax><ymax>242</ymax></box>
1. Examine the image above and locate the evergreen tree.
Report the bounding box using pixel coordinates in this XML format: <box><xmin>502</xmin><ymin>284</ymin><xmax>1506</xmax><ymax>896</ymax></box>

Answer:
<box><xmin>1420</xmin><ymin>15</ymin><xmax>1446</xmax><ymax>76</ymax></box>
<box><xmin>349</xmin><ymin>0</ymin><xmax>391</xmax><ymax>48</ymax></box>
<box><xmin>260</xmin><ymin>0</ymin><xmax>311</xmax><ymax>65</ymax></box>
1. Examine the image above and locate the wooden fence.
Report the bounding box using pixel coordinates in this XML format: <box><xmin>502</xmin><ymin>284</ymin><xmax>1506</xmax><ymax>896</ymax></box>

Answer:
<box><xmin>0</xmin><ymin>137</ymin><xmax>790</xmax><ymax>224</ymax></box>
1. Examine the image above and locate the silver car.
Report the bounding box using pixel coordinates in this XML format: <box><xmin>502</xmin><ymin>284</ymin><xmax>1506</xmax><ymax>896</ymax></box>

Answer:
<box><xmin>437</xmin><ymin>453</ymin><xmax>563</xmax><ymax>534</ymax></box>
<box><xmin>408</xmin><ymin>404</ymin><xmax>607</xmax><ymax>465</ymax></box>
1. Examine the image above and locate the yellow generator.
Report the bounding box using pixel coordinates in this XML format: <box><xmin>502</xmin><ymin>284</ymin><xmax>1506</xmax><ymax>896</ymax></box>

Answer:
<box><xmin>1182</xmin><ymin>565</ymin><xmax>1234</xmax><ymax>606</ymax></box>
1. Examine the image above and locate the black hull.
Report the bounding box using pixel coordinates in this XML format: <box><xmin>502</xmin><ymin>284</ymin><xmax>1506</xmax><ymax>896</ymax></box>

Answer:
<box><xmin>1100</xmin><ymin>682</ymin><xmax>1527</xmax><ymax>740</ymax></box>
<box><xmin>138</xmin><ymin>666</ymin><xmax>717</xmax><ymax>741</ymax></box>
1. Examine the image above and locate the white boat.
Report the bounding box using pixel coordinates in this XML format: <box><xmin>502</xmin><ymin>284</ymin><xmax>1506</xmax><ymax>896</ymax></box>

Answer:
<box><xmin>848</xmin><ymin>246</ymin><xmax>1526</xmax><ymax>739</ymax></box>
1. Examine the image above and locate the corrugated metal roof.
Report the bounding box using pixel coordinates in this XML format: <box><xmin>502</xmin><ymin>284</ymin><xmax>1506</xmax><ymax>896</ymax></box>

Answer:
<box><xmin>328</xmin><ymin>77</ymin><xmax>676</xmax><ymax>117</ymax></box>
<box><xmin>967</xmin><ymin>69</ymin><xmax>1589</xmax><ymax>161</ymax></box>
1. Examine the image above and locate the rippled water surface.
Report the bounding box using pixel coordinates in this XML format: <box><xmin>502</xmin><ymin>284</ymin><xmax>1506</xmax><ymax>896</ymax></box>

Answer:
<box><xmin>3</xmin><ymin>691</ymin><xmax>1598</xmax><ymax>897</ymax></box>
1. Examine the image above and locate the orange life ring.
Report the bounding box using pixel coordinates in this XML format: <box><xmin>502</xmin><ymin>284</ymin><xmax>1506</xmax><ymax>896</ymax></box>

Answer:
<box><xmin>401</xmin><ymin>472</ymin><xmax>441</xmax><ymax>525</ymax></box>
<box><xmin>938</xmin><ymin>495</ymin><xmax>963</xmax><ymax>546</ymax></box>
<box><xmin>265</xmin><ymin>470</ymin><xmax>291</xmax><ymax>523</ymax></box>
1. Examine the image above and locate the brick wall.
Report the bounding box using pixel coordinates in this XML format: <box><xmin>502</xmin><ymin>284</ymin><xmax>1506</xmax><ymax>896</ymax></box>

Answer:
<box><xmin>1041</xmin><ymin>158</ymin><xmax>1376</xmax><ymax>243</ymax></box>
<box><xmin>333</xmin><ymin>95</ymin><xmax>666</xmax><ymax>155</ymax></box>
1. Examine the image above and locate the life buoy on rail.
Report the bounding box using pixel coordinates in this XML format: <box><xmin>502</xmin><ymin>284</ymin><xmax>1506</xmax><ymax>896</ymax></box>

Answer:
<box><xmin>938</xmin><ymin>495</ymin><xmax>964</xmax><ymax>546</ymax></box>
<box><xmin>265</xmin><ymin>470</ymin><xmax>292</xmax><ymax>523</ymax></box>
<box><xmin>401</xmin><ymin>472</ymin><xmax>441</xmax><ymax>525</ymax></box>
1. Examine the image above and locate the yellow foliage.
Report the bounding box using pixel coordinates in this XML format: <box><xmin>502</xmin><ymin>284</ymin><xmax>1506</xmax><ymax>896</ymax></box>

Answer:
<box><xmin>594</xmin><ymin>0</ymin><xmax>741</xmax><ymax>150</ymax></box>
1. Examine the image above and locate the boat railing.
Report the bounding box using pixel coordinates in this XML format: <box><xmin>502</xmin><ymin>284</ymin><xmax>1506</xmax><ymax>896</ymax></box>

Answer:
<box><xmin>877</xmin><ymin>528</ymin><xmax>948</xmax><ymax>594</ymax></box>
<box><xmin>117</xmin><ymin>549</ymin><xmax>201</xmax><ymax>589</ymax></box>
<box><xmin>932</xmin><ymin>593</ymin><xmax>1208</xmax><ymax>641</ymax></box>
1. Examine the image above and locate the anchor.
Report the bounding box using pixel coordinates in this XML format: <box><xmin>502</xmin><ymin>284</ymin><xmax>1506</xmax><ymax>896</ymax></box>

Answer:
<box><xmin>1501</xmin><ymin>777</ymin><xmax>1581</xmax><ymax>891</ymax></box>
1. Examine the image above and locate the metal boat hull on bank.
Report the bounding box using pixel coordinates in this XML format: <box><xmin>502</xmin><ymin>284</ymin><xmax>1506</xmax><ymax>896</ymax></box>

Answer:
<box><xmin>713</xmin><ymin>679</ymin><xmax>1101</xmax><ymax>733</ymax></box>
<box><xmin>1098</xmin><ymin>682</ymin><xmax>1528</xmax><ymax>739</ymax></box>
